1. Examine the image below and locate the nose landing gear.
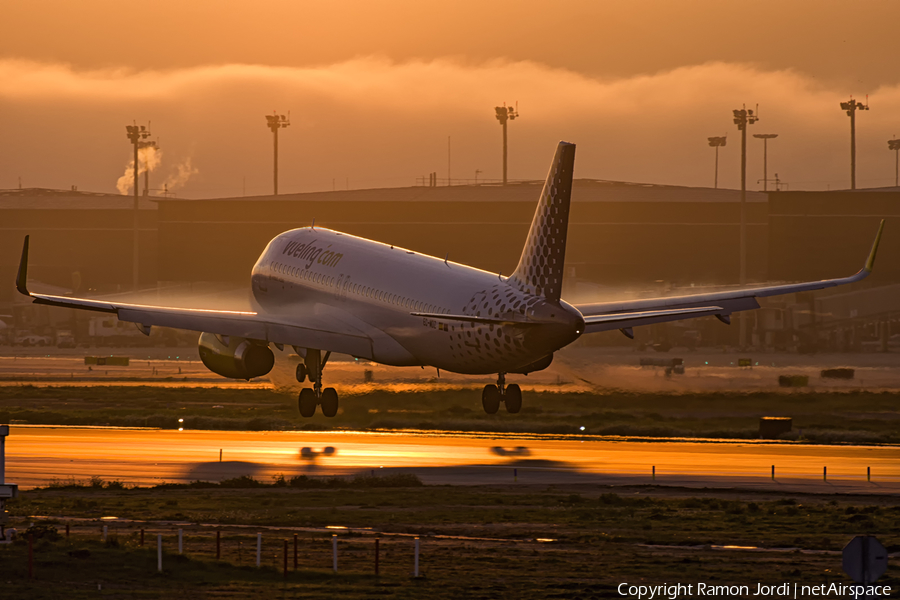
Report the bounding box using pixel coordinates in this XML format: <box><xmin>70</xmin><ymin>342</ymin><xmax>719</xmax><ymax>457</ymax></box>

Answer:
<box><xmin>482</xmin><ymin>373</ymin><xmax>522</xmax><ymax>414</ymax></box>
<box><xmin>296</xmin><ymin>349</ymin><xmax>339</xmax><ymax>418</ymax></box>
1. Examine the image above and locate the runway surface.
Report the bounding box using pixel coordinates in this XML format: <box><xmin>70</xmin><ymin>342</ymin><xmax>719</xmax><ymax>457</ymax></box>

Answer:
<box><xmin>5</xmin><ymin>426</ymin><xmax>899</xmax><ymax>494</ymax></box>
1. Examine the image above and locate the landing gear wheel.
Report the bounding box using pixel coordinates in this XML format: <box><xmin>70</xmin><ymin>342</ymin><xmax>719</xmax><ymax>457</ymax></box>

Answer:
<box><xmin>482</xmin><ymin>384</ymin><xmax>500</xmax><ymax>415</ymax></box>
<box><xmin>298</xmin><ymin>388</ymin><xmax>317</xmax><ymax>417</ymax></box>
<box><xmin>320</xmin><ymin>387</ymin><xmax>339</xmax><ymax>418</ymax></box>
<box><xmin>505</xmin><ymin>384</ymin><xmax>522</xmax><ymax>414</ymax></box>
<box><xmin>295</xmin><ymin>363</ymin><xmax>308</xmax><ymax>383</ymax></box>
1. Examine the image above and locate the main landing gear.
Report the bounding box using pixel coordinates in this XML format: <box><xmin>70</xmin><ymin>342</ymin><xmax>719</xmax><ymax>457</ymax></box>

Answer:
<box><xmin>482</xmin><ymin>373</ymin><xmax>522</xmax><ymax>415</ymax></box>
<box><xmin>296</xmin><ymin>349</ymin><xmax>339</xmax><ymax>418</ymax></box>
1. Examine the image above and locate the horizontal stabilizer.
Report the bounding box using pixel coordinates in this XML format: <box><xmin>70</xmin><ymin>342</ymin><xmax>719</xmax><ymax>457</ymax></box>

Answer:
<box><xmin>410</xmin><ymin>312</ymin><xmax>540</xmax><ymax>326</ymax></box>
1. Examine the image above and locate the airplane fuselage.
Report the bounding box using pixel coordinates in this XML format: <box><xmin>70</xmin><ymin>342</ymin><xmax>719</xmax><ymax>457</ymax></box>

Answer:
<box><xmin>250</xmin><ymin>227</ymin><xmax>584</xmax><ymax>374</ymax></box>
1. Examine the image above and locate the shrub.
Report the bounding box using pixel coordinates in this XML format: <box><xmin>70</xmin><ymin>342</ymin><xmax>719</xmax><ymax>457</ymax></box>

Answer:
<box><xmin>219</xmin><ymin>475</ymin><xmax>264</xmax><ymax>488</ymax></box>
<box><xmin>25</xmin><ymin>523</ymin><xmax>61</xmax><ymax>542</ymax></box>
<box><xmin>599</xmin><ymin>493</ymin><xmax>624</xmax><ymax>506</ymax></box>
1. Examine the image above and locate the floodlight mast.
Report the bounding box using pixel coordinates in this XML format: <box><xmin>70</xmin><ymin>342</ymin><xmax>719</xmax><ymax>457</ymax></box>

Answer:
<box><xmin>266</xmin><ymin>112</ymin><xmax>291</xmax><ymax>195</ymax></box>
<box><xmin>495</xmin><ymin>103</ymin><xmax>519</xmax><ymax>185</ymax></box>
<box><xmin>126</xmin><ymin>123</ymin><xmax>151</xmax><ymax>290</ymax></box>
<box><xmin>752</xmin><ymin>134</ymin><xmax>778</xmax><ymax>192</ymax></box>
<box><xmin>840</xmin><ymin>96</ymin><xmax>869</xmax><ymax>190</ymax></box>
<box><xmin>888</xmin><ymin>138</ymin><xmax>900</xmax><ymax>187</ymax></box>
<box><xmin>707</xmin><ymin>136</ymin><xmax>727</xmax><ymax>188</ymax></box>
<box><xmin>733</xmin><ymin>106</ymin><xmax>759</xmax><ymax>349</ymax></box>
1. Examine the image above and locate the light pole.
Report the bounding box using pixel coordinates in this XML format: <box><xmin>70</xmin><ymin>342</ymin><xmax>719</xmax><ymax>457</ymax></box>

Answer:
<box><xmin>733</xmin><ymin>106</ymin><xmax>758</xmax><ymax>348</ymax></box>
<box><xmin>753</xmin><ymin>134</ymin><xmax>778</xmax><ymax>192</ymax></box>
<box><xmin>265</xmin><ymin>112</ymin><xmax>290</xmax><ymax>195</ymax></box>
<box><xmin>494</xmin><ymin>103</ymin><xmax>519</xmax><ymax>185</ymax></box>
<box><xmin>888</xmin><ymin>138</ymin><xmax>900</xmax><ymax>187</ymax></box>
<box><xmin>708</xmin><ymin>136</ymin><xmax>727</xmax><ymax>188</ymax></box>
<box><xmin>126</xmin><ymin>123</ymin><xmax>151</xmax><ymax>291</ymax></box>
<box><xmin>840</xmin><ymin>97</ymin><xmax>868</xmax><ymax>190</ymax></box>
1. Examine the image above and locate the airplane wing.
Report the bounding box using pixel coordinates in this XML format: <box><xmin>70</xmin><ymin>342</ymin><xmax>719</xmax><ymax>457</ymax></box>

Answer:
<box><xmin>14</xmin><ymin>236</ymin><xmax>375</xmax><ymax>358</ymax></box>
<box><xmin>574</xmin><ymin>220</ymin><xmax>884</xmax><ymax>334</ymax></box>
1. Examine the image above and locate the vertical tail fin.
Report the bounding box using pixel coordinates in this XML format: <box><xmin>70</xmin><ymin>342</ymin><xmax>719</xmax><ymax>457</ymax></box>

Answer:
<box><xmin>509</xmin><ymin>142</ymin><xmax>575</xmax><ymax>302</ymax></box>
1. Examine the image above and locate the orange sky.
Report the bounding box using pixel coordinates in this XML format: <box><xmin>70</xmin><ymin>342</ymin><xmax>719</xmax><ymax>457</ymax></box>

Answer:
<box><xmin>1</xmin><ymin>1</ymin><xmax>900</xmax><ymax>195</ymax></box>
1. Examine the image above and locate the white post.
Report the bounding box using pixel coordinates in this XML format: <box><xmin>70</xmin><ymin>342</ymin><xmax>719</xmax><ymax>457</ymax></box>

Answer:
<box><xmin>178</xmin><ymin>529</ymin><xmax>183</xmax><ymax>554</ymax></box>
<box><xmin>157</xmin><ymin>534</ymin><xmax>162</xmax><ymax>572</ymax></box>
<box><xmin>332</xmin><ymin>534</ymin><xmax>338</xmax><ymax>572</ymax></box>
<box><xmin>102</xmin><ymin>525</ymin><xmax>107</xmax><ymax>542</ymax></box>
<box><xmin>256</xmin><ymin>533</ymin><xmax>261</xmax><ymax>568</ymax></box>
<box><xmin>414</xmin><ymin>537</ymin><xmax>420</xmax><ymax>577</ymax></box>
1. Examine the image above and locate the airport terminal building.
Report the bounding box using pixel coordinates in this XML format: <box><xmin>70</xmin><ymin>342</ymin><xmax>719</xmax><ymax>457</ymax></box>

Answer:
<box><xmin>1</xmin><ymin>182</ymin><xmax>898</xmax><ymax>350</ymax></box>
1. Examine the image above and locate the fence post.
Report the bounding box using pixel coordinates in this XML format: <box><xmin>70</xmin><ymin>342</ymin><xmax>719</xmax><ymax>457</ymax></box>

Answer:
<box><xmin>294</xmin><ymin>533</ymin><xmax>298</xmax><ymax>570</ymax></box>
<box><xmin>867</xmin><ymin>466</ymin><xmax>871</xmax><ymax>482</ymax></box>
<box><xmin>178</xmin><ymin>529</ymin><xmax>183</xmax><ymax>555</ymax></box>
<box><xmin>771</xmin><ymin>465</ymin><xmax>775</xmax><ymax>480</ymax></box>
<box><xmin>332</xmin><ymin>534</ymin><xmax>338</xmax><ymax>572</ymax></box>
<box><xmin>652</xmin><ymin>466</ymin><xmax>656</xmax><ymax>481</ymax></box>
<box><xmin>823</xmin><ymin>466</ymin><xmax>827</xmax><ymax>481</ymax></box>
<box><xmin>256</xmin><ymin>533</ymin><xmax>261</xmax><ymax>568</ymax></box>
<box><xmin>283</xmin><ymin>539</ymin><xmax>288</xmax><ymax>578</ymax></box>
<box><xmin>216</xmin><ymin>530</ymin><xmax>220</xmax><ymax>560</ymax></box>
<box><xmin>65</xmin><ymin>522</ymin><xmax>70</xmax><ymax>539</ymax></box>
<box><xmin>414</xmin><ymin>537</ymin><xmax>420</xmax><ymax>577</ymax></box>
<box><xmin>157</xmin><ymin>534</ymin><xmax>162</xmax><ymax>573</ymax></box>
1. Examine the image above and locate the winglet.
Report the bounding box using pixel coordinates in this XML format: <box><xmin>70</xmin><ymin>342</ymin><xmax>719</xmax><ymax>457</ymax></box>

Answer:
<box><xmin>864</xmin><ymin>219</ymin><xmax>885</xmax><ymax>273</ymax></box>
<box><xmin>16</xmin><ymin>235</ymin><xmax>30</xmax><ymax>296</ymax></box>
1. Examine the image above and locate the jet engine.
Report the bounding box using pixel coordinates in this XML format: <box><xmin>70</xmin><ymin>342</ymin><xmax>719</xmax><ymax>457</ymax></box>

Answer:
<box><xmin>510</xmin><ymin>353</ymin><xmax>553</xmax><ymax>375</ymax></box>
<box><xmin>197</xmin><ymin>332</ymin><xmax>275</xmax><ymax>380</ymax></box>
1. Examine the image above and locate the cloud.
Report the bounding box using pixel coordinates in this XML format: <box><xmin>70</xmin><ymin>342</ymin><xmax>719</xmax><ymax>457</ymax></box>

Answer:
<box><xmin>1</xmin><ymin>58</ymin><xmax>898</xmax><ymax>195</ymax></box>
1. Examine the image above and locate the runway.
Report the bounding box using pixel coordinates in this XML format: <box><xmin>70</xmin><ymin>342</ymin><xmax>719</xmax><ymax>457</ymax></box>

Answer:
<box><xmin>5</xmin><ymin>426</ymin><xmax>899</xmax><ymax>494</ymax></box>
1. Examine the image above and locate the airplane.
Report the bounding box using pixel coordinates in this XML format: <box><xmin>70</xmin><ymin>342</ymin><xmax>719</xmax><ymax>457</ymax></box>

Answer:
<box><xmin>14</xmin><ymin>142</ymin><xmax>884</xmax><ymax>418</ymax></box>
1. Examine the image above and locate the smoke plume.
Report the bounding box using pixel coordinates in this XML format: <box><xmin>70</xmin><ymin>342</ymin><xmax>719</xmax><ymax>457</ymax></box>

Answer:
<box><xmin>162</xmin><ymin>157</ymin><xmax>199</xmax><ymax>192</ymax></box>
<box><xmin>116</xmin><ymin>144</ymin><xmax>163</xmax><ymax>194</ymax></box>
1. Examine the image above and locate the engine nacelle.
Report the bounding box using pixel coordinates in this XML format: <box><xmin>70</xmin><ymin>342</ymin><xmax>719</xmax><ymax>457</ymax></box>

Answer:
<box><xmin>197</xmin><ymin>332</ymin><xmax>275</xmax><ymax>380</ymax></box>
<box><xmin>510</xmin><ymin>353</ymin><xmax>553</xmax><ymax>375</ymax></box>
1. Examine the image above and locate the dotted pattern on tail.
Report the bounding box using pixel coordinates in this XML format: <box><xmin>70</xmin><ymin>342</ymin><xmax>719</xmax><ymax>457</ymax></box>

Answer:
<box><xmin>510</xmin><ymin>142</ymin><xmax>575</xmax><ymax>303</ymax></box>
<box><xmin>445</xmin><ymin>283</ymin><xmax>545</xmax><ymax>371</ymax></box>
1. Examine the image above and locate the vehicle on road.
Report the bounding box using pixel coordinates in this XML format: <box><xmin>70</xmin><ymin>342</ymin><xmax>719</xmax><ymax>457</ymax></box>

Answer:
<box><xmin>55</xmin><ymin>329</ymin><xmax>76</xmax><ymax>348</ymax></box>
<box><xmin>14</xmin><ymin>333</ymin><xmax>52</xmax><ymax>347</ymax></box>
